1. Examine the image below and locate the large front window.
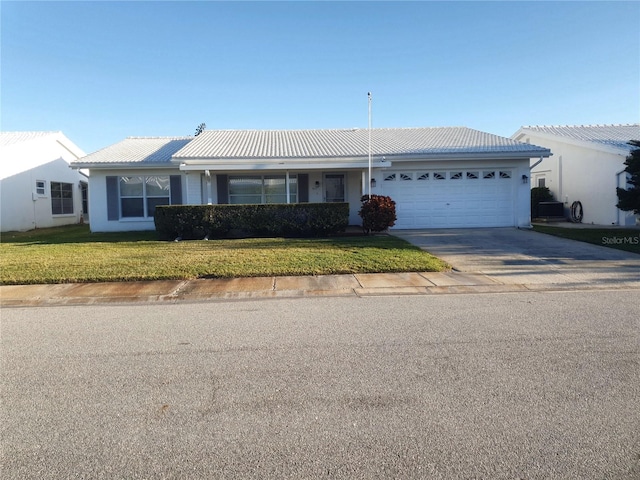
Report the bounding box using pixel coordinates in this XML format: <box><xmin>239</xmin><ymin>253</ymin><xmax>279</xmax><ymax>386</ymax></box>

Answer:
<box><xmin>120</xmin><ymin>176</ymin><xmax>170</xmax><ymax>218</ymax></box>
<box><xmin>51</xmin><ymin>182</ymin><xmax>74</xmax><ymax>215</ymax></box>
<box><xmin>229</xmin><ymin>175</ymin><xmax>297</xmax><ymax>204</ymax></box>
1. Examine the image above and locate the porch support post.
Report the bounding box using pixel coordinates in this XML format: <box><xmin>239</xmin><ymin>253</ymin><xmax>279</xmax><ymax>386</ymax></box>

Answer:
<box><xmin>205</xmin><ymin>170</ymin><xmax>212</xmax><ymax>205</ymax></box>
<box><xmin>286</xmin><ymin>171</ymin><xmax>291</xmax><ymax>204</ymax></box>
<box><xmin>361</xmin><ymin>170</ymin><xmax>366</xmax><ymax>196</ymax></box>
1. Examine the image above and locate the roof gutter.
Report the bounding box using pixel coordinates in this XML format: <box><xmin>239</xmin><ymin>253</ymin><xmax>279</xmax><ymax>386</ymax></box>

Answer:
<box><xmin>179</xmin><ymin>160</ymin><xmax>393</xmax><ymax>171</ymax></box>
<box><xmin>174</xmin><ymin>150</ymin><xmax>551</xmax><ymax>165</ymax></box>
<box><xmin>69</xmin><ymin>163</ymin><xmax>178</xmax><ymax>170</ymax></box>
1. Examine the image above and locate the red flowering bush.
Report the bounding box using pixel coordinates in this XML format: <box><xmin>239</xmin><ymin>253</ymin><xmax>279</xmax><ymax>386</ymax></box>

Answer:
<box><xmin>358</xmin><ymin>194</ymin><xmax>397</xmax><ymax>234</ymax></box>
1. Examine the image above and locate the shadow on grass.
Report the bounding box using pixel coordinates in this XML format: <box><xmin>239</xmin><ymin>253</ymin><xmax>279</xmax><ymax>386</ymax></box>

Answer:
<box><xmin>1</xmin><ymin>225</ymin><xmax>159</xmax><ymax>245</ymax></box>
<box><xmin>2</xmin><ymin>225</ymin><xmax>416</xmax><ymax>252</ymax></box>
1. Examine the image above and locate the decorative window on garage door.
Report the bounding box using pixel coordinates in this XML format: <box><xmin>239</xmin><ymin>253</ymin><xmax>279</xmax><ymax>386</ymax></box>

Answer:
<box><xmin>467</xmin><ymin>171</ymin><xmax>479</xmax><ymax>179</ymax></box>
<box><xmin>384</xmin><ymin>173</ymin><xmax>397</xmax><ymax>181</ymax></box>
<box><xmin>433</xmin><ymin>172</ymin><xmax>446</xmax><ymax>180</ymax></box>
<box><xmin>483</xmin><ymin>171</ymin><xmax>495</xmax><ymax>179</ymax></box>
<box><xmin>400</xmin><ymin>173</ymin><xmax>412</xmax><ymax>181</ymax></box>
<box><xmin>499</xmin><ymin>171</ymin><xmax>512</xmax><ymax>179</ymax></box>
<box><xmin>417</xmin><ymin>172</ymin><xmax>429</xmax><ymax>181</ymax></box>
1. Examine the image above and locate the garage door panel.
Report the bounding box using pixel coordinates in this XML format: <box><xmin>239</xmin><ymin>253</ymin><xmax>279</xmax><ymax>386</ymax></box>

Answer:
<box><xmin>383</xmin><ymin>169</ymin><xmax>516</xmax><ymax>229</ymax></box>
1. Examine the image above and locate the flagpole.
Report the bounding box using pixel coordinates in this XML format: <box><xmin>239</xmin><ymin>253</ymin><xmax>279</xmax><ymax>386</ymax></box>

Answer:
<box><xmin>368</xmin><ymin>92</ymin><xmax>372</xmax><ymax>197</ymax></box>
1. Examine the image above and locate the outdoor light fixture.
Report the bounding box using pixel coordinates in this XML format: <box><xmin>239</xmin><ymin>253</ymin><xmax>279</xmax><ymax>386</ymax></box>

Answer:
<box><xmin>370</xmin><ymin>178</ymin><xmax>376</xmax><ymax>188</ymax></box>
<box><xmin>522</xmin><ymin>174</ymin><xmax>528</xmax><ymax>184</ymax></box>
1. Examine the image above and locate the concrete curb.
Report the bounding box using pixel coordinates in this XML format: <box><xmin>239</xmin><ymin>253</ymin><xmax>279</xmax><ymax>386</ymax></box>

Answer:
<box><xmin>2</xmin><ymin>272</ymin><xmax>639</xmax><ymax>307</ymax></box>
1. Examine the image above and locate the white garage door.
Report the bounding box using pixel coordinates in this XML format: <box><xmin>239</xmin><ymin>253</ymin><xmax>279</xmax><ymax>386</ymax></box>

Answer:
<box><xmin>381</xmin><ymin>169</ymin><xmax>515</xmax><ymax>229</ymax></box>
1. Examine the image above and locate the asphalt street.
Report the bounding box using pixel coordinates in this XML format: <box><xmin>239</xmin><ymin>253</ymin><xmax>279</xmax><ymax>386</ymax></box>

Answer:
<box><xmin>2</xmin><ymin>291</ymin><xmax>639</xmax><ymax>479</ymax></box>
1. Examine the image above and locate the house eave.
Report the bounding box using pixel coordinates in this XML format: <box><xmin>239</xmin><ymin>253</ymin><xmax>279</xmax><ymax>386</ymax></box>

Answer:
<box><xmin>70</xmin><ymin>162</ymin><xmax>176</xmax><ymax>170</ymax></box>
<box><xmin>178</xmin><ymin>160</ymin><xmax>393</xmax><ymax>171</ymax></box>
<box><xmin>381</xmin><ymin>150</ymin><xmax>551</xmax><ymax>161</ymax></box>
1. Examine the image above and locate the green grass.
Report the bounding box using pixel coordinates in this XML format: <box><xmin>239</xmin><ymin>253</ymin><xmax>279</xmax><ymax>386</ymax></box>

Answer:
<box><xmin>532</xmin><ymin>225</ymin><xmax>640</xmax><ymax>254</ymax></box>
<box><xmin>0</xmin><ymin>225</ymin><xmax>449</xmax><ymax>285</ymax></box>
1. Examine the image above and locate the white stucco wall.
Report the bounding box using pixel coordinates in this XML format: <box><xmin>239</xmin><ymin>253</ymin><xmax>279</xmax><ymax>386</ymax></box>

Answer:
<box><xmin>1</xmin><ymin>134</ymin><xmax>86</xmax><ymax>232</ymax></box>
<box><xmin>525</xmin><ymin>135</ymin><xmax>632</xmax><ymax>225</ymax></box>
<box><xmin>87</xmin><ymin>159</ymin><xmax>532</xmax><ymax>232</ymax></box>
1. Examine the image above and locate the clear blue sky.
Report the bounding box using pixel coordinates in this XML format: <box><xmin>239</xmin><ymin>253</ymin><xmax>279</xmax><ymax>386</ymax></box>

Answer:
<box><xmin>2</xmin><ymin>1</ymin><xmax>639</xmax><ymax>154</ymax></box>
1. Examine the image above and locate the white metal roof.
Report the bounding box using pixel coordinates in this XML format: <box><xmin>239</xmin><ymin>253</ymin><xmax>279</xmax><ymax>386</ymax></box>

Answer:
<box><xmin>174</xmin><ymin>127</ymin><xmax>550</xmax><ymax>160</ymax></box>
<box><xmin>1</xmin><ymin>131</ymin><xmax>86</xmax><ymax>161</ymax></box>
<box><xmin>0</xmin><ymin>131</ymin><xmax>69</xmax><ymax>148</ymax></box>
<box><xmin>72</xmin><ymin>137</ymin><xmax>193</xmax><ymax>167</ymax></box>
<box><xmin>516</xmin><ymin>124</ymin><xmax>640</xmax><ymax>152</ymax></box>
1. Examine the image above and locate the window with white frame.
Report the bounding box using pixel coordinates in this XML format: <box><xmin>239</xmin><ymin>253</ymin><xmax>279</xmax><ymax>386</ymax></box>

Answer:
<box><xmin>119</xmin><ymin>176</ymin><xmax>170</xmax><ymax>218</ymax></box>
<box><xmin>51</xmin><ymin>182</ymin><xmax>74</xmax><ymax>215</ymax></box>
<box><xmin>36</xmin><ymin>180</ymin><xmax>46</xmax><ymax>196</ymax></box>
<box><xmin>228</xmin><ymin>175</ymin><xmax>297</xmax><ymax>204</ymax></box>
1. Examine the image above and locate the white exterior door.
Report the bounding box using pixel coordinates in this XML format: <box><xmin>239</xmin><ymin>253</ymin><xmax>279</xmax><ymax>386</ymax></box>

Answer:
<box><xmin>381</xmin><ymin>169</ymin><xmax>516</xmax><ymax>229</ymax></box>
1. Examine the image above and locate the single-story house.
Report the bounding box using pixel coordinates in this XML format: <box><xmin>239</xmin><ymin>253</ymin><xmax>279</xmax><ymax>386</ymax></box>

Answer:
<box><xmin>512</xmin><ymin>124</ymin><xmax>640</xmax><ymax>226</ymax></box>
<box><xmin>70</xmin><ymin>127</ymin><xmax>551</xmax><ymax>232</ymax></box>
<box><xmin>1</xmin><ymin>131</ymin><xmax>87</xmax><ymax>232</ymax></box>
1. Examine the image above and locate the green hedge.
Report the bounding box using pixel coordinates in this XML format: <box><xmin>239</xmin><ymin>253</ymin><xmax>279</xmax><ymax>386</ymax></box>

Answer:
<box><xmin>155</xmin><ymin>203</ymin><xmax>350</xmax><ymax>240</ymax></box>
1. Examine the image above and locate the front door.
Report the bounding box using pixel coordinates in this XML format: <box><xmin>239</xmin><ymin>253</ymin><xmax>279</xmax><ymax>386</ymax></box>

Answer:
<box><xmin>324</xmin><ymin>174</ymin><xmax>345</xmax><ymax>202</ymax></box>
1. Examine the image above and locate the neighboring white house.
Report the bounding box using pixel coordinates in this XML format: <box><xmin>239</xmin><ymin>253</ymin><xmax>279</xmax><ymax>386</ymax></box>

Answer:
<box><xmin>1</xmin><ymin>131</ymin><xmax>87</xmax><ymax>232</ymax></box>
<box><xmin>512</xmin><ymin>124</ymin><xmax>640</xmax><ymax>226</ymax></box>
<box><xmin>70</xmin><ymin>127</ymin><xmax>550</xmax><ymax>232</ymax></box>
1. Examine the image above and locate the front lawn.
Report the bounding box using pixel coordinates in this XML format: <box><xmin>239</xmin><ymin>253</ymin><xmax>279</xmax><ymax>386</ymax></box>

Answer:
<box><xmin>532</xmin><ymin>225</ymin><xmax>640</xmax><ymax>254</ymax></box>
<box><xmin>0</xmin><ymin>225</ymin><xmax>449</xmax><ymax>285</ymax></box>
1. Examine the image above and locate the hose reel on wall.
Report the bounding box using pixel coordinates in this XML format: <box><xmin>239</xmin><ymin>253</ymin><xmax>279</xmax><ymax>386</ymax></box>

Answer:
<box><xmin>570</xmin><ymin>201</ymin><xmax>583</xmax><ymax>223</ymax></box>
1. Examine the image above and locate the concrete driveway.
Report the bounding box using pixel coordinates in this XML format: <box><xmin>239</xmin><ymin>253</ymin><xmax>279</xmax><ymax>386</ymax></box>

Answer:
<box><xmin>394</xmin><ymin>228</ymin><xmax>640</xmax><ymax>288</ymax></box>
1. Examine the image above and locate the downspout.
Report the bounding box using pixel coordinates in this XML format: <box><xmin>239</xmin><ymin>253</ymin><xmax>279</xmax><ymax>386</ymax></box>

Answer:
<box><xmin>558</xmin><ymin>155</ymin><xmax>562</xmax><ymax>202</ymax></box>
<box><xmin>530</xmin><ymin>155</ymin><xmax>544</xmax><ymax>171</ymax></box>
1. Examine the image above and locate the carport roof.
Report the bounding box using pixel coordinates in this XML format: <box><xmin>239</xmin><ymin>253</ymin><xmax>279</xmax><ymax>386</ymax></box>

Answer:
<box><xmin>174</xmin><ymin>127</ymin><xmax>550</xmax><ymax>160</ymax></box>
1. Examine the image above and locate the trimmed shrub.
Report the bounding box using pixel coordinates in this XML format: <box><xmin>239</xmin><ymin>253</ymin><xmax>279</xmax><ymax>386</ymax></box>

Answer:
<box><xmin>531</xmin><ymin>187</ymin><xmax>554</xmax><ymax>218</ymax></box>
<box><xmin>154</xmin><ymin>203</ymin><xmax>349</xmax><ymax>240</ymax></box>
<box><xmin>358</xmin><ymin>194</ymin><xmax>397</xmax><ymax>234</ymax></box>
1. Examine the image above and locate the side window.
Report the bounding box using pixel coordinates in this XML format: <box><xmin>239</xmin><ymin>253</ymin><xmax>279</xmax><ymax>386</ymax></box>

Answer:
<box><xmin>36</xmin><ymin>180</ymin><xmax>46</xmax><ymax>196</ymax></box>
<box><xmin>51</xmin><ymin>182</ymin><xmax>74</xmax><ymax>214</ymax></box>
<box><xmin>537</xmin><ymin>178</ymin><xmax>546</xmax><ymax>188</ymax></box>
